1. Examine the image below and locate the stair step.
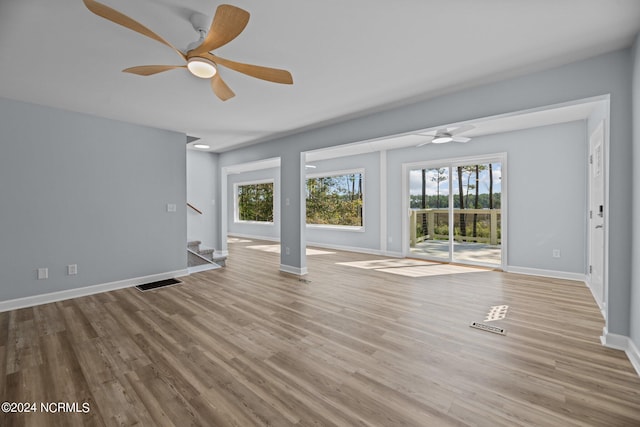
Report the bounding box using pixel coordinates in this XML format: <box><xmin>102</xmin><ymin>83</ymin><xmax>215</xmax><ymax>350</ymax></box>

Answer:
<box><xmin>187</xmin><ymin>248</ymin><xmax>226</xmax><ymax>268</ymax></box>
<box><xmin>187</xmin><ymin>250</ymin><xmax>210</xmax><ymax>267</ymax></box>
<box><xmin>187</xmin><ymin>241</ymin><xmax>226</xmax><ymax>267</ymax></box>
<box><xmin>212</xmin><ymin>255</ymin><xmax>226</xmax><ymax>267</ymax></box>
<box><xmin>195</xmin><ymin>247</ymin><xmax>213</xmax><ymax>261</ymax></box>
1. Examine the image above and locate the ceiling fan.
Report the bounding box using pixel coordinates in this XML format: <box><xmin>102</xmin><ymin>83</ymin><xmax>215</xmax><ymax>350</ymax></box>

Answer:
<box><xmin>82</xmin><ymin>0</ymin><xmax>293</xmax><ymax>101</ymax></box>
<box><xmin>416</xmin><ymin>124</ymin><xmax>475</xmax><ymax>146</ymax></box>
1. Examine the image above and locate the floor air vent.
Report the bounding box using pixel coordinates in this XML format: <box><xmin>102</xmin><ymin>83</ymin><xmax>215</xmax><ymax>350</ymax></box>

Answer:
<box><xmin>136</xmin><ymin>278</ymin><xmax>181</xmax><ymax>292</ymax></box>
<box><xmin>470</xmin><ymin>321</ymin><xmax>506</xmax><ymax>335</ymax></box>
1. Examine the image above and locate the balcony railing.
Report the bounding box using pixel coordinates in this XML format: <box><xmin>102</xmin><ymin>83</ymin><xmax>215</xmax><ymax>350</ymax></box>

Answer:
<box><xmin>410</xmin><ymin>208</ymin><xmax>501</xmax><ymax>246</ymax></box>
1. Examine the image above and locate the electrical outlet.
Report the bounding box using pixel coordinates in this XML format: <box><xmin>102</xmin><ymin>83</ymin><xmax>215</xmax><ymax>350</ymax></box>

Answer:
<box><xmin>552</xmin><ymin>249</ymin><xmax>561</xmax><ymax>258</ymax></box>
<box><xmin>285</xmin><ymin>247</ymin><xmax>290</xmax><ymax>255</ymax></box>
<box><xmin>167</xmin><ymin>203</ymin><xmax>177</xmax><ymax>212</ymax></box>
<box><xmin>68</xmin><ymin>264</ymin><xmax>78</xmax><ymax>275</ymax></box>
<box><xmin>37</xmin><ymin>268</ymin><xmax>48</xmax><ymax>280</ymax></box>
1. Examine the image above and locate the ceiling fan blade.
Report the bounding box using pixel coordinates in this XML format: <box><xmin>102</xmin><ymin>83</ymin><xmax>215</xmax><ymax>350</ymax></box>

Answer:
<box><xmin>449</xmin><ymin>124</ymin><xmax>475</xmax><ymax>136</ymax></box>
<box><xmin>211</xmin><ymin>74</ymin><xmax>235</xmax><ymax>101</ymax></box>
<box><xmin>189</xmin><ymin>5</ymin><xmax>250</xmax><ymax>56</ymax></box>
<box><xmin>206</xmin><ymin>54</ymin><xmax>293</xmax><ymax>84</ymax></box>
<box><xmin>417</xmin><ymin>137</ymin><xmax>435</xmax><ymax>147</ymax></box>
<box><xmin>123</xmin><ymin>65</ymin><xmax>186</xmax><ymax>76</ymax></box>
<box><xmin>452</xmin><ymin>136</ymin><xmax>471</xmax><ymax>143</ymax></box>
<box><xmin>82</xmin><ymin>0</ymin><xmax>186</xmax><ymax>61</ymax></box>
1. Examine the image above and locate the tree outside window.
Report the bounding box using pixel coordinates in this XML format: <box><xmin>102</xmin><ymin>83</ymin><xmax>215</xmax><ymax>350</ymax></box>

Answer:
<box><xmin>306</xmin><ymin>172</ymin><xmax>363</xmax><ymax>227</ymax></box>
<box><xmin>237</xmin><ymin>182</ymin><xmax>274</xmax><ymax>222</ymax></box>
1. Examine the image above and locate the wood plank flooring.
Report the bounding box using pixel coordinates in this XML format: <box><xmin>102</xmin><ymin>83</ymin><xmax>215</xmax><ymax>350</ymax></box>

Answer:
<box><xmin>1</xmin><ymin>239</ymin><xmax>640</xmax><ymax>426</ymax></box>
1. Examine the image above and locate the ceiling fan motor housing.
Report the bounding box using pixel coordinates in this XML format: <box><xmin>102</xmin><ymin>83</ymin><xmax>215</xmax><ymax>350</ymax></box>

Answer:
<box><xmin>187</xmin><ymin>13</ymin><xmax>210</xmax><ymax>52</ymax></box>
<box><xmin>190</xmin><ymin>12</ymin><xmax>211</xmax><ymax>34</ymax></box>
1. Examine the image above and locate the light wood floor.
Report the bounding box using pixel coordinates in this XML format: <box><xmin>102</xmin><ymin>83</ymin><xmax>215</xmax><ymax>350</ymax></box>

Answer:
<box><xmin>1</xmin><ymin>239</ymin><xmax>640</xmax><ymax>426</ymax></box>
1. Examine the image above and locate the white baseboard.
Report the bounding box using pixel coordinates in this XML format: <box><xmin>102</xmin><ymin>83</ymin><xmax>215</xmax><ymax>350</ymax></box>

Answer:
<box><xmin>0</xmin><ymin>269</ymin><xmax>189</xmax><ymax>313</ymax></box>
<box><xmin>214</xmin><ymin>250</ymin><xmax>229</xmax><ymax>257</ymax></box>
<box><xmin>306</xmin><ymin>241</ymin><xmax>404</xmax><ymax>258</ymax></box>
<box><xmin>601</xmin><ymin>327</ymin><xmax>640</xmax><ymax>377</ymax></box>
<box><xmin>279</xmin><ymin>264</ymin><xmax>308</xmax><ymax>276</ymax></box>
<box><xmin>506</xmin><ymin>266</ymin><xmax>586</xmax><ymax>282</ymax></box>
<box><xmin>628</xmin><ymin>339</ymin><xmax>640</xmax><ymax>377</ymax></box>
<box><xmin>384</xmin><ymin>250</ymin><xmax>405</xmax><ymax>258</ymax></box>
<box><xmin>188</xmin><ymin>264</ymin><xmax>220</xmax><ymax>274</ymax></box>
<box><xmin>228</xmin><ymin>233</ymin><xmax>279</xmax><ymax>242</ymax></box>
<box><xmin>601</xmin><ymin>327</ymin><xmax>628</xmax><ymax>349</ymax></box>
<box><xmin>584</xmin><ymin>276</ymin><xmax>606</xmax><ymax>316</ymax></box>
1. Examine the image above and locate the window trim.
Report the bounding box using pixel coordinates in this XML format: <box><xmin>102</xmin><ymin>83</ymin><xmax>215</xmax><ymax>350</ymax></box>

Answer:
<box><xmin>233</xmin><ymin>179</ymin><xmax>275</xmax><ymax>225</ymax></box>
<box><xmin>305</xmin><ymin>168</ymin><xmax>365</xmax><ymax>230</ymax></box>
<box><xmin>401</xmin><ymin>152</ymin><xmax>507</xmax><ymax>270</ymax></box>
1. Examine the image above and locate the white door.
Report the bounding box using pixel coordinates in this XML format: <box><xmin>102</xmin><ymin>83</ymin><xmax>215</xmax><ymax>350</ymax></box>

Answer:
<box><xmin>588</xmin><ymin>121</ymin><xmax>605</xmax><ymax>310</ymax></box>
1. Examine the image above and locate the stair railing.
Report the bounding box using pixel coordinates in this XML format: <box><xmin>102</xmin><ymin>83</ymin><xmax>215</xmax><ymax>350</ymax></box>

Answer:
<box><xmin>187</xmin><ymin>203</ymin><xmax>203</xmax><ymax>215</ymax></box>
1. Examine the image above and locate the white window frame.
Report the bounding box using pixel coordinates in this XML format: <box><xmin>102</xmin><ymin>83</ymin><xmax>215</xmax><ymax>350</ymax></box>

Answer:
<box><xmin>401</xmin><ymin>153</ymin><xmax>507</xmax><ymax>270</ymax></box>
<box><xmin>305</xmin><ymin>168</ymin><xmax>365</xmax><ymax>231</ymax></box>
<box><xmin>234</xmin><ymin>179</ymin><xmax>275</xmax><ymax>225</ymax></box>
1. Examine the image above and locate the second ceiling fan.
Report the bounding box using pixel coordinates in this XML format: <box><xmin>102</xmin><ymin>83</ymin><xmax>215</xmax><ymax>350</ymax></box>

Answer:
<box><xmin>417</xmin><ymin>124</ymin><xmax>475</xmax><ymax>146</ymax></box>
<box><xmin>82</xmin><ymin>0</ymin><xmax>293</xmax><ymax>101</ymax></box>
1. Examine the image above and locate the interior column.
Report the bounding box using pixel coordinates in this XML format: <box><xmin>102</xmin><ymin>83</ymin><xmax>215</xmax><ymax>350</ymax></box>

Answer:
<box><xmin>279</xmin><ymin>151</ymin><xmax>307</xmax><ymax>275</ymax></box>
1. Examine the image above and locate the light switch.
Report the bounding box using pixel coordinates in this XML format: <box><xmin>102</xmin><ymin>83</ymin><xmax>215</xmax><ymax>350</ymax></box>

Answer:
<box><xmin>38</xmin><ymin>268</ymin><xmax>48</xmax><ymax>280</ymax></box>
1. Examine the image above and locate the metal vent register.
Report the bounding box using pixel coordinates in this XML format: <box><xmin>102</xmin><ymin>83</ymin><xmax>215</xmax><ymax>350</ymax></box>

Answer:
<box><xmin>470</xmin><ymin>321</ymin><xmax>506</xmax><ymax>335</ymax></box>
<box><xmin>470</xmin><ymin>305</ymin><xmax>509</xmax><ymax>335</ymax></box>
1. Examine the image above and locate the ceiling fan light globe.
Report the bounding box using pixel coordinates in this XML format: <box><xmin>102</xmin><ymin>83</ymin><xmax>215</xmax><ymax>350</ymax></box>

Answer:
<box><xmin>432</xmin><ymin>136</ymin><xmax>453</xmax><ymax>144</ymax></box>
<box><xmin>187</xmin><ymin>57</ymin><xmax>217</xmax><ymax>79</ymax></box>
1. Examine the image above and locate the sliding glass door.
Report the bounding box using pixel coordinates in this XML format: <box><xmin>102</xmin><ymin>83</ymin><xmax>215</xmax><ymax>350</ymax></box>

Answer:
<box><xmin>409</xmin><ymin>167</ymin><xmax>450</xmax><ymax>261</ymax></box>
<box><xmin>407</xmin><ymin>156</ymin><xmax>504</xmax><ymax>267</ymax></box>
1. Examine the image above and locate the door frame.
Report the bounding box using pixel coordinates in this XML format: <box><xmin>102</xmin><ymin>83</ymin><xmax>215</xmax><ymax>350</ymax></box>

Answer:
<box><xmin>401</xmin><ymin>152</ymin><xmax>508</xmax><ymax>270</ymax></box>
<box><xmin>587</xmin><ymin>119</ymin><xmax>608</xmax><ymax>316</ymax></box>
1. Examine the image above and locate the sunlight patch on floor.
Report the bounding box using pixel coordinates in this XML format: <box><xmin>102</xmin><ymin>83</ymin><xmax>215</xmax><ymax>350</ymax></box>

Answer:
<box><xmin>336</xmin><ymin>259</ymin><xmax>438</xmax><ymax>270</ymax></box>
<box><xmin>228</xmin><ymin>237</ymin><xmax>253</xmax><ymax>243</ymax></box>
<box><xmin>375</xmin><ymin>264</ymin><xmax>481</xmax><ymax>277</ymax></box>
<box><xmin>247</xmin><ymin>245</ymin><xmax>335</xmax><ymax>255</ymax></box>
<box><xmin>338</xmin><ymin>258</ymin><xmax>484</xmax><ymax>277</ymax></box>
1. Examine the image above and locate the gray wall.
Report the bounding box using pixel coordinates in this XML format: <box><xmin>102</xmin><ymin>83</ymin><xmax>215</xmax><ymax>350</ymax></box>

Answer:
<box><xmin>218</xmin><ymin>48</ymin><xmax>633</xmax><ymax>337</ymax></box>
<box><xmin>387</xmin><ymin>121</ymin><xmax>587</xmax><ymax>274</ymax></box>
<box><xmin>0</xmin><ymin>97</ymin><xmax>186</xmax><ymax>301</ymax></box>
<box><xmin>187</xmin><ymin>150</ymin><xmax>217</xmax><ymax>249</ymax></box>
<box><xmin>227</xmin><ymin>168</ymin><xmax>280</xmax><ymax>240</ymax></box>
<box><xmin>631</xmin><ymin>34</ymin><xmax>640</xmax><ymax>349</ymax></box>
<box><xmin>232</xmin><ymin>122</ymin><xmax>587</xmax><ymax>272</ymax></box>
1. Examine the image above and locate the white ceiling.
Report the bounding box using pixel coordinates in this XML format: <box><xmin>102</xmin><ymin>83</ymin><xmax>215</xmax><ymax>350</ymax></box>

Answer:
<box><xmin>0</xmin><ymin>1</ymin><xmax>638</xmax><ymax>153</ymax></box>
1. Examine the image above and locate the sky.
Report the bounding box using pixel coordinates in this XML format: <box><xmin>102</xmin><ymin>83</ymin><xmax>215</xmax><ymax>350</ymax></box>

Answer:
<box><xmin>409</xmin><ymin>163</ymin><xmax>502</xmax><ymax>196</ymax></box>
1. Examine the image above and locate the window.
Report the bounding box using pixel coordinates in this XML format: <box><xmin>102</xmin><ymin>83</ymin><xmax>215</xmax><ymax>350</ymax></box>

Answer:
<box><xmin>236</xmin><ymin>181</ymin><xmax>274</xmax><ymax>223</ymax></box>
<box><xmin>306</xmin><ymin>170</ymin><xmax>364</xmax><ymax>227</ymax></box>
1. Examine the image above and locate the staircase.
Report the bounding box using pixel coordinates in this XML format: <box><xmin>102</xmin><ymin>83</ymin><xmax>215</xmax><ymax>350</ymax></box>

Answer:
<box><xmin>187</xmin><ymin>240</ymin><xmax>226</xmax><ymax>272</ymax></box>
